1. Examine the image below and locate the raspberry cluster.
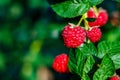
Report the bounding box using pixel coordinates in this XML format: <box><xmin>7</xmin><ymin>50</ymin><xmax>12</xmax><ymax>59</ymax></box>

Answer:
<box><xmin>86</xmin><ymin>8</ymin><xmax>108</xmax><ymax>43</ymax></box>
<box><xmin>52</xmin><ymin>7</ymin><xmax>108</xmax><ymax>73</ymax></box>
<box><xmin>61</xmin><ymin>8</ymin><xmax>108</xmax><ymax>48</ymax></box>
<box><xmin>62</xmin><ymin>23</ymin><xmax>102</xmax><ymax>48</ymax></box>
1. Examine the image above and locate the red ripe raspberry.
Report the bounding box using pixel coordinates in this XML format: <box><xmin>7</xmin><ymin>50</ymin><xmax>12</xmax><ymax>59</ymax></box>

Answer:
<box><xmin>87</xmin><ymin>27</ymin><xmax>102</xmax><ymax>42</ymax></box>
<box><xmin>62</xmin><ymin>23</ymin><xmax>86</xmax><ymax>48</ymax></box>
<box><xmin>109</xmin><ymin>76</ymin><xmax>119</xmax><ymax>80</ymax></box>
<box><xmin>87</xmin><ymin>8</ymin><xmax>96</xmax><ymax>18</ymax></box>
<box><xmin>52</xmin><ymin>53</ymin><xmax>69</xmax><ymax>73</ymax></box>
<box><xmin>97</xmin><ymin>9</ymin><xmax>108</xmax><ymax>26</ymax></box>
<box><xmin>87</xmin><ymin>8</ymin><xmax>108</xmax><ymax>27</ymax></box>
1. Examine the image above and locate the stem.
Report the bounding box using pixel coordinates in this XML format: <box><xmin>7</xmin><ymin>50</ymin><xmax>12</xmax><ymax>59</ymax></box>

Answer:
<box><xmin>83</xmin><ymin>15</ymin><xmax>91</xmax><ymax>43</ymax></box>
<box><xmin>87</xmin><ymin>39</ymin><xmax>91</xmax><ymax>43</ymax></box>
<box><xmin>84</xmin><ymin>19</ymin><xmax>89</xmax><ymax>30</ymax></box>
<box><xmin>93</xmin><ymin>6</ymin><xmax>98</xmax><ymax>15</ymax></box>
<box><xmin>77</xmin><ymin>14</ymin><xmax>85</xmax><ymax>26</ymax></box>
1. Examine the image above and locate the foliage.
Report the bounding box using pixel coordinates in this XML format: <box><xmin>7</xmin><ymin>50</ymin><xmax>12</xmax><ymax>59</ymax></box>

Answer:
<box><xmin>0</xmin><ymin>0</ymin><xmax>120</xmax><ymax>80</ymax></box>
<box><xmin>51</xmin><ymin>0</ymin><xmax>104</xmax><ymax>18</ymax></box>
<box><xmin>68</xmin><ymin>41</ymin><xmax>120</xmax><ymax>80</ymax></box>
<box><xmin>50</xmin><ymin>0</ymin><xmax>120</xmax><ymax>80</ymax></box>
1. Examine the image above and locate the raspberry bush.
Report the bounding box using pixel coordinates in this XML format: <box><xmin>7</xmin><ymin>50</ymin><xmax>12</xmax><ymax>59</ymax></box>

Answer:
<box><xmin>49</xmin><ymin>0</ymin><xmax>120</xmax><ymax>80</ymax></box>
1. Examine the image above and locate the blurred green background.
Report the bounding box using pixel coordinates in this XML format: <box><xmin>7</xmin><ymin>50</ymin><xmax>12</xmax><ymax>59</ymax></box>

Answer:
<box><xmin>0</xmin><ymin>0</ymin><xmax>120</xmax><ymax>80</ymax></box>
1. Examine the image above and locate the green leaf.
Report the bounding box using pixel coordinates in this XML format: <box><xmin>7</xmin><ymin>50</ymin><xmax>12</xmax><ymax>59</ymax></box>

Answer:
<box><xmin>76</xmin><ymin>0</ymin><xmax>104</xmax><ymax>5</ymax></box>
<box><xmin>51</xmin><ymin>1</ymin><xmax>90</xmax><ymax>18</ymax></box>
<box><xmin>76</xmin><ymin>49</ymin><xmax>86</xmax><ymax>76</ymax></box>
<box><xmin>109</xmin><ymin>53</ymin><xmax>120</xmax><ymax>69</ymax></box>
<box><xmin>68</xmin><ymin>49</ymin><xmax>77</xmax><ymax>74</ymax></box>
<box><xmin>80</xmin><ymin>43</ymin><xmax>97</xmax><ymax>56</ymax></box>
<box><xmin>88</xmin><ymin>0</ymin><xmax>104</xmax><ymax>6</ymax></box>
<box><xmin>82</xmin><ymin>0</ymin><xmax>89</xmax><ymax>3</ymax></box>
<box><xmin>97</xmin><ymin>41</ymin><xmax>120</xmax><ymax>58</ymax></box>
<box><xmin>68</xmin><ymin>48</ymin><xmax>86</xmax><ymax>76</ymax></box>
<box><xmin>81</xmin><ymin>56</ymin><xmax>95</xmax><ymax>80</ymax></box>
<box><xmin>81</xmin><ymin>71</ymin><xmax>90</xmax><ymax>80</ymax></box>
<box><xmin>97</xmin><ymin>41</ymin><xmax>120</xmax><ymax>69</ymax></box>
<box><xmin>69</xmin><ymin>48</ymin><xmax>95</xmax><ymax>78</ymax></box>
<box><xmin>83</xmin><ymin>56</ymin><xmax>95</xmax><ymax>73</ymax></box>
<box><xmin>93</xmin><ymin>55</ymin><xmax>115</xmax><ymax>80</ymax></box>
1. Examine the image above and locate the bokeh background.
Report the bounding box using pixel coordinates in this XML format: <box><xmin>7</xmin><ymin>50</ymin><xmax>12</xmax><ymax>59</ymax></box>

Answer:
<box><xmin>0</xmin><ymin>0</ymin><xmax>120</xmax><ymax>80</ymax></box>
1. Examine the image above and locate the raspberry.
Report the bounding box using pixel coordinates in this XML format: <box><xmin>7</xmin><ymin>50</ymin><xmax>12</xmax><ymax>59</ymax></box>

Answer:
<box><xmin>87</xmin><ymin>8</ymin><xmax>108</xmax><ymax>27</ymax></box>
<box><xmin>87</xmin><ymin>27</ymin><xmax>102</xmax><ymax>42</ymax></box>
<box><xmin>52</xmin><ymin>53</ymin><xmax>69</xmax><ymax>73</ymax></box>
<box><xmin>109</xmin><ymin>76</ymin><xmax>119</xmax><ymax>80</ymax></box>
<box><xmin>62</xmin><ymin>23</ymin><xmax>86</xmax><ymax>48</ymax></box>
<box><xmin>87</xmin><ymin>8</ymin><xmax>96</xmax><ymax>18</ymax></box>
<box><xmin>87</xmin><ymin>8</ymin><xmax>98</xmax><ymax>27</ymax></box>
<box><xmin>97</xmin><ymin>9</ymin><xmax>108</xmax><ymax>26</ymax></box>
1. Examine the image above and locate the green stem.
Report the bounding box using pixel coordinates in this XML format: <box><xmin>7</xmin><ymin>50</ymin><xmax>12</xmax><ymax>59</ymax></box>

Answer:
<box><xmin>87</xmin><ymin>39</ymin><xmax>91</xmax><ymax>43</ymax></box>
<box><xmin>93</xmin><ymin>6</ymin><xmax>98</xmax><ymax>15</ymax></box>
<box><xmin>84</xmin><ymin>16</ymin><xmax>91</xmax><ymax>43</ymax></box>
<box><xmin>77</xmin><ymin>14</ymin><xmax>85</xmax><ymax>26</ymax></box>
<box><xmin>84</xmin><ymin>19</ymin><xmax>89</xmax><ymax>30</ymax></box>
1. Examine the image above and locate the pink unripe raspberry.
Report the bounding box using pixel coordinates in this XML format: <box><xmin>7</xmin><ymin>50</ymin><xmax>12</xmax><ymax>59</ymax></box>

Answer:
<box><xmin>62</xmin><ymin>23</ymin><xmax>86</xmax><ymax>48</ymax></box>
<box><xmin>87</xmin><ymin>27</ymin><xmax>102</xmax><ymax>42</ymax></box>
<box><xmin>109</xmin><ymin>76</ymin><xmax>119</xmax><ymax>80</ymax></box>
<box><xmin>52</xmin><ymin>53</ymin><xmax>69</xmax><ymax>73</ymax></box>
